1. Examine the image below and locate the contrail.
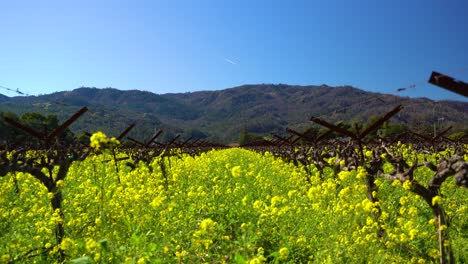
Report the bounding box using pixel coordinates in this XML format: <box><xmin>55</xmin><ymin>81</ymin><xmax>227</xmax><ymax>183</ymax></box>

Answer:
<box><xmin>223</xmin><ymin>58</ymin><xmax>237</xmax><ymax>65</ymax></box>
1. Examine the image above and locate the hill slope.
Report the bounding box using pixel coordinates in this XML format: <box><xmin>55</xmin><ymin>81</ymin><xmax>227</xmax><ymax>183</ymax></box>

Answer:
<box><xmin>0</xmin><ymin>85</ymin><xmax>466</xmax><ymax>143</ymax></box>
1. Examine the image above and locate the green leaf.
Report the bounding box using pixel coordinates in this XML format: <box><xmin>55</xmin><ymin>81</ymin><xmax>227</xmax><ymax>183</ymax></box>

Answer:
<box><xmin>234</xmin><ymin>253</ymin><xmax>246</xmax><ymax>264</ymax></box>
<box><xmin>99</xmin><ymin>239</ymin><xmax>108</xmax><ymax>251</ymax></box>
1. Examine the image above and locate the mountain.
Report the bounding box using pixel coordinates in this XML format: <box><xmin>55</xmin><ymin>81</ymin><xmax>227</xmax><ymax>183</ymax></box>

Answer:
<box><xmin>0</xmin><ymin>85</ymin><xmax>467</xmax><ymax>143</ymax></box>
<box><xmin>0</xmin><ymin>94</ymin><xmax>9</xmax><ymax>103</ymax></box>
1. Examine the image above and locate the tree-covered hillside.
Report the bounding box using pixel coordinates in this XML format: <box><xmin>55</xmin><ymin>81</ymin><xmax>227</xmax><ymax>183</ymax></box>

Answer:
<box><xmin>0</xmin><ymin>85</ymin><xmax>466</xmax><ymax>143</ymax></box>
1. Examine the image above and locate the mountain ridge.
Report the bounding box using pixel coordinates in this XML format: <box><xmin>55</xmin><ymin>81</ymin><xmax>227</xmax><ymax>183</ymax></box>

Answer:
<box><xmin>0</xmin><ymin>84</ymin><xmax>466</xmax><ymax>143</ymax></box>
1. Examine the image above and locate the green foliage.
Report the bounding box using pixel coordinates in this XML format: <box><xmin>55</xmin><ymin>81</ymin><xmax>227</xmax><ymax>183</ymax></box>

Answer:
<box><xmin>76</xmin><ymin>132</ymin><xmax>91</xmax><ymax>145</ymax></box>
<box><xmin>448</xmin><ymin>131</ymin><xmax>465</xmax><ymax>141</ymax></box>
<box><xmin>239</xmin><ymin>127</ymin><xmax>264</xmax><ymax>145</ymax></box>
<box><xmin>380</xmin><ymin>122</ymin><xmax>408</xmax><ymax>138</ymax></box>
<box><xmin>0</xmin><ymin>111</ymin><xmax>21</xmax><ymax>144</ymax></box>
<box><xmin>239</xmin><ymin>127</ymin><xmax>247</xmax><ymax>145</ymax></box>
<box><xmin>183</xmin><ymin>128</ymin><xmax>208</xmax><ymax>140</ymax></box>
<box><xmin>0</xmin><ymin>111</ymin><xmax>74</xmax><ymax>145</ymax></box>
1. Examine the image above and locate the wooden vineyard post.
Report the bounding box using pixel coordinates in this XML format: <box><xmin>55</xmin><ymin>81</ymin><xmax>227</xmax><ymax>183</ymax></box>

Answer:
<box><xmin>428</xmin><ymin>71</ymin><xmax>468</xmax><ymax>98</ymax></box>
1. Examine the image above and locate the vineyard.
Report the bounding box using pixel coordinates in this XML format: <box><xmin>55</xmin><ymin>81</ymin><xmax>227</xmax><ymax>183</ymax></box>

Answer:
<box><xmin>0</xmin><ymin>106</ymin><xmax>467</xmax><ymax>263</ymax></box>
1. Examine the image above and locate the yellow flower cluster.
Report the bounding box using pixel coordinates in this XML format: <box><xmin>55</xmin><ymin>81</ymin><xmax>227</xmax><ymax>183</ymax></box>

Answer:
<box><xmin>90</xmin><ymin>131</ymin><xmax>120</xmax><ymax>150</ymax></box>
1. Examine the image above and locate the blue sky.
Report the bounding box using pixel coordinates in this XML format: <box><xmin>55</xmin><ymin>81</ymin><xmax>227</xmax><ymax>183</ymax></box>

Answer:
<box><xmin>0</xmin><ymin>0</ymin><xmax>467</xmax><ymax>101</ymax></box>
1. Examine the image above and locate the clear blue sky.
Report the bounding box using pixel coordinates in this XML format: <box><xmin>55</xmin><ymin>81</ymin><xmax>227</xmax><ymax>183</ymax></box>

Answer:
<box><xmin>1</xmin><ymin>0</ymin><xmax>467</xmax><ymax>101</ymax></box>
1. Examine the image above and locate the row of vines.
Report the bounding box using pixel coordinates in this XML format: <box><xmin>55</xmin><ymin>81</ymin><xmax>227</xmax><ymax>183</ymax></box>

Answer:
<box><xmin>0</xmin><ymin>105</ymin><xmax>467</xmax><ymax>263</ymax></box>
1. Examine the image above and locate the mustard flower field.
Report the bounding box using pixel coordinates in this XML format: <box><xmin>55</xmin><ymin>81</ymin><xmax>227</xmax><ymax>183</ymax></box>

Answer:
<box><xmin>1</xmin><ymin>147</ymin><xmax>467</xmax><ymax>263</ymax></box>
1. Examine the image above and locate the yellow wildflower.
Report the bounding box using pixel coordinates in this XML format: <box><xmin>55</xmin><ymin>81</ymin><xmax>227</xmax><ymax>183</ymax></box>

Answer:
<box><xmin>432</xmin><ymin>195</ymin><xmax>442</xmax><ymax>206</ymax></box>
<box><xmin>402</xmin><ymin>180</ymin><xmax>412</xmax><ymax>190</ymax></box>
<box><xmin>279</xmin><ymin>247</ymin><xmax>289</xmax><ymax>260</ymax></box>
<box><xmin>231</xmin><ymin>166</ymin><xmax>242</xmax><ymax>177</ymax></box>
<box><xmin>199</xmin><ymin>218</ymin><xmax>217</xmax><ymax>231</ymax></box>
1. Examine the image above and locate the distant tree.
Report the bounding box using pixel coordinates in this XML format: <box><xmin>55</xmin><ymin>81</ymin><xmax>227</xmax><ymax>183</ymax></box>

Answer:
<box><xmin>239</xmin><ymin>127</ymin><xmax>264</xmax><ymax>145</ymax></box>
<box><xmin>184</xmin><ymin>128</ymin><xmax>208</xmax><ymax>140</ymax></box>
<box><xmin>303</xmin><ymin>126</ymin><xmax>320</xmax><ymax>139</ymax></box>
<box><xmin>0</xmin><ymin>112</ymin><xmax>74</xmax><ymax>145</ymax></box>
<box><xmin>239</xmin><ymin>127</ymin><xmax>248</xmax><ymax>145</ymax></box>
<box><xmin>20</xmin><ymin>112</ymin><xmax>48</xmax><ymax>134</ymax></box>
<box><xmin>379</xmin><ymin>122</ymin><xmax>408</xmax><ymax>138</ymax></box>
<box><xmin>160</xmin><ymin>130</ymin><xmax>177</xmax><ymax>142</ymax></box>
<box><xmin>296</xmin><ymin>126</ymin><xmax>321</xmax><ymax>143</ymax></box>
<box><xmin>0</xmin><ymin>112</ymin><xmax>21</xmax><ymax>144</ymax></box>
<box><xmin>364</xmin><ymin>116</ymin><xmax>382</xmax><ymax>139</ymax></box>
<box><xmin>76</xmin><ymin>132</ymin><xmax>91</xmax><ymax>145</ymax></box>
